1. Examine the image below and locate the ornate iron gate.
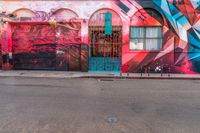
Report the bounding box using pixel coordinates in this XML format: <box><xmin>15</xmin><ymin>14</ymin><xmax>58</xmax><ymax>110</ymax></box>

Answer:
<box><xmin>89</xmin><ymin>26</ymin><xmax>122</xmax><ymax>72</ymax></box>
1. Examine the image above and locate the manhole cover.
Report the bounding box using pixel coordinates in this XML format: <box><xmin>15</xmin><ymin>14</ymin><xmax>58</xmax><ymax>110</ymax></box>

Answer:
<box><xmin>107</xmin><ymin>74</ymin><xmax>115</xmax><ymax>76</ymax></box>
<box><xmin>19</xmin><ymin>72</ymin><xmax>25</xmax><ymax>75</ymax></box>
<box><xmin>99</xmin><ymin>79</ymin><xmax>114</xmax><ymax>82</ymax></box>
<box><xmin>106</xmin><ymin>116</ymin><xmax>118</xmax><ymax>123</ymax></box>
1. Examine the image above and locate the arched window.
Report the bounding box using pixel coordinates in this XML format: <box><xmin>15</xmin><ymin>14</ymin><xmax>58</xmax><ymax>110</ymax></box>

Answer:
<box><xmin>12</xmin><ymin>8</ymin><xmax>36</xmax><ymax>18</ymax></box>
<box><xmin>130</xmin><ymin>8</ymin><xmax>164</xmax><ymax>51</ymax></box>
<box><xmin>89</xmin><ymin>8</ymin><xmax>122</xmax><ymax>26</ymax></box>
<box><xmin>50</xmin><ymin>8</ymin><xmax>78</xmax><ymax>21</ymax></box>
<box><xmin>12</xmin><ymin>8</ymin><xmax>37</xmax><ymax>22</ymax></box>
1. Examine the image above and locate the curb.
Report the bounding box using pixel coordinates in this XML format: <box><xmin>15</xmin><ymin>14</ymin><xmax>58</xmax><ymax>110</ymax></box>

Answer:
<box><xmin>0</xmin><ymin>74</ymin><xmax>78</xmax><ymax>79</ymax></box>
<box><xmin>79</xmin><ymin>76</ymin><xmax>200</xmax><ymax>80</ymax></box>
<box><xmin>1</xmin><ymin>72</ymin><xmax>200</xmax><ymax>80</ymax></box>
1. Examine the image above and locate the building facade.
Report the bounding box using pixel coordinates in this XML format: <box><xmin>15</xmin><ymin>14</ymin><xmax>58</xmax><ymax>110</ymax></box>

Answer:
<box><xmin>0</xmin><ymin>0</ymin><xmax>199</xmax><ymax>73</ymax></box>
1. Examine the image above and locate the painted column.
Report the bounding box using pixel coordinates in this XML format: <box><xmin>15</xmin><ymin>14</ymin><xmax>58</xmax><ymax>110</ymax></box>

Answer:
<box><xmin>2</xmin><ymin>23</ymin><xmax>13</xmax><ymax>70</ymax></box>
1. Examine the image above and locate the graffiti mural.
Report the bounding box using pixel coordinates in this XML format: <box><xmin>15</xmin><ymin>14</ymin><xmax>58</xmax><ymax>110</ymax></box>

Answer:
<box><xmin>0</xmin><ymin>0</ymin><xmax>199</xmax><ymax>73</ymax></box>
<box><xmin>112</xmin><ymin>0</ymin><xmax>200</xmax><ymax>74</ymax></box>
<box><xmin>11</xmin><ymin>23</ymin><xmax>56</xmax><ymax>70</ymax></box>
<box><xmin>0</xmin><ymin>7</ymin><xmax>88</xmax><ymax>71</ymax></box>
<box><xmin>10</xmin><ymin>22</ymin><xmax>87</xmax><ymax>71</ymax></box>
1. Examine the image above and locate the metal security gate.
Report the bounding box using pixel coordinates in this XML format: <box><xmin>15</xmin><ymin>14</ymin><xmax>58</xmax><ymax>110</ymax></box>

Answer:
<box><xmin>56</xmin><ymin>44</ymin><xmax>88</xmax><ymax>71</ymax></box>
<box><xmin>89</xmin><ymin>26</ymin><xmax>122</xmax><ymax>72</ymax></box>
<box><xmin>13</xmin><ymin>43</ymin><xmax>57</xmax><ymax>70</ymax></box>
<box><xmin>11</xmin><ymin>22</ymin><xmax>88</xmax><ymax>71</ymax></box>
<box><xmin>68</xmin><ymin>45</ymin><xmax>81</xmax><ymax>71</ymax></box>
<box><xmin>11</xmin><ymin>23</ymin><xmax>57</xmax><ymax>70</ymax></box>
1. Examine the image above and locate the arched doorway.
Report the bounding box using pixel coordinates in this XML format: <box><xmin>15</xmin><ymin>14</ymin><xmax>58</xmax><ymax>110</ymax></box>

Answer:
<box><xmin>88</xmin><ymin>8</ymin><xmax>122</xmax><ymax>72</ymax></box>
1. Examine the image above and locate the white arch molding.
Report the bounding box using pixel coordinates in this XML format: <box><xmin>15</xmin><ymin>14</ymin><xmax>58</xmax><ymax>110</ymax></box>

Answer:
<box><xmin>12</xmin><ymin>8</ymin><xmax>36</xmax><ymax>18</ymax></box>
<box><xmin>50</xmin><ymin>8</ymin><xmax>79</xmax><ymax>22</ymax></box>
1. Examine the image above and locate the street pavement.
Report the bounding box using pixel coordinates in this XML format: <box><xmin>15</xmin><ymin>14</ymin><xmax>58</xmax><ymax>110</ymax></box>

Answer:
<box><xmin>0</xmin><ymin>77</ymin><xmax>200</xmax><ymax>133</ymax></box>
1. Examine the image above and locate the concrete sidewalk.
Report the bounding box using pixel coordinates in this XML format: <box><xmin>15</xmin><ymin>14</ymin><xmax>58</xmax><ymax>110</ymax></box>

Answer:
<box><xmin>1</xmin><ymin>70</ymin><xmax>200</xmax><ymax>80</ymax></box>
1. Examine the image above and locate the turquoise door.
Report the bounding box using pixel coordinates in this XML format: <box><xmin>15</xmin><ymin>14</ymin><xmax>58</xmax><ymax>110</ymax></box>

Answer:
<box><xmin>89</xmin><ymin>57</ymin><xmax>121</xmax><ymax>72</ymax></box>
<box><xmin>89</xmin><ymin>26</ymin><xmax>122</xmax><ymax>72</ymax></box>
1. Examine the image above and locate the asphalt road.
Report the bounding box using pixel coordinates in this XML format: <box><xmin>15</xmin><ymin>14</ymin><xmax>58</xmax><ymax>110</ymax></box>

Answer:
<box><xmin>0</xmin><ymin>77</ymin><xmax>200</xmax><ymax>133</ymax></box>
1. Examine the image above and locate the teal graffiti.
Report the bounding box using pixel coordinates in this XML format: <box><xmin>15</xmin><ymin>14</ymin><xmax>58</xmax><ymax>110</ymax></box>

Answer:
<box><xmin>105</xmin><ymin>12</ymin><xmax>112</xmax><ymax>35</ymax></box>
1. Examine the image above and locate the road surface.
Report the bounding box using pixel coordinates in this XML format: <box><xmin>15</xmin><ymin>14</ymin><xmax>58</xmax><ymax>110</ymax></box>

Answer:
<box><xmin>0</xmin><ymin>77</ymin><xmax>200</xmax><ymax>133</ymax></box>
